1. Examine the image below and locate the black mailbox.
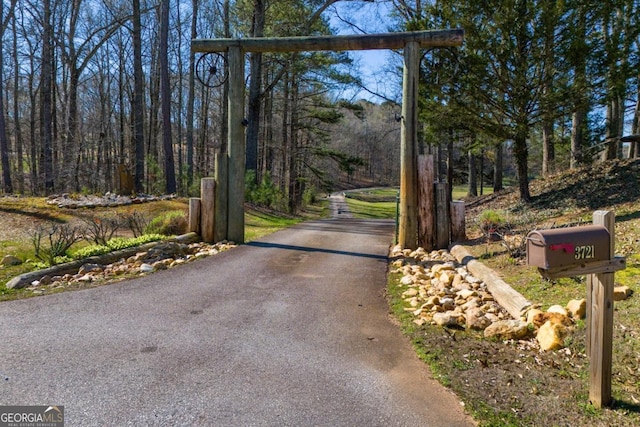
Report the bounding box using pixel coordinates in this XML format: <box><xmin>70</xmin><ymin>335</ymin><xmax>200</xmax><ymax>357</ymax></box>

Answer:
<box><xmin>526</xmin><ymin>225</ymin><xmax>611</xmax><ymax>270</ymax></box>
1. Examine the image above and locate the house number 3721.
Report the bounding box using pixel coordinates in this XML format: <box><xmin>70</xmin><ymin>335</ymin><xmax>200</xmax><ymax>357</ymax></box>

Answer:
<box><xmin>574</xmin><ymin>245</ymin><xmax>595</xmax><ymax>260</ymax></box>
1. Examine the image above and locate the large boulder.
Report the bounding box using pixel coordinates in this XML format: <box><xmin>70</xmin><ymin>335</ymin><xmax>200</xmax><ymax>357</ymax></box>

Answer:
<box><xmin>484</xmin><ymin>320</ymin><xmax>530</xmax><ymax>340</ymax></box>
<box><xmin>1</xmin><ymin>255</ymin><xmax>22</xmax><ymax>266</ymax></box>
<box><xmin>537</xmin><ymin>321</ymin><xmax>568</xmax><ymax>351</ymax></box>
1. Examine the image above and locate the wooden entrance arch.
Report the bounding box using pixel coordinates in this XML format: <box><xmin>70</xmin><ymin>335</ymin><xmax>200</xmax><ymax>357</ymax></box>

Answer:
<box><xmin>191</xmin><ymin>29</ymin><xmax>464</xmax><ymax>248</ymax></box>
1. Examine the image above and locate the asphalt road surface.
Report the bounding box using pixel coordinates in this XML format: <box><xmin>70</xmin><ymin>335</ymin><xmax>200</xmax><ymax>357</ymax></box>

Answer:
<box><xmin>1</xmin><ymin>218</ymin><xmax>475</xmax><ymax>427</ymax></box>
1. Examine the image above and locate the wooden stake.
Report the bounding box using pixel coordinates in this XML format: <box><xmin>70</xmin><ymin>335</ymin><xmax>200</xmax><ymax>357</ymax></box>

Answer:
<box><xmin>450</xmin><ymin>201</ymin><xmax>466</xmax><ymax>243</ymax></box>
<box><xmin>188</xmin><ymin>198</ymin><xmax>201</xmax><ymax>234</ymax></box>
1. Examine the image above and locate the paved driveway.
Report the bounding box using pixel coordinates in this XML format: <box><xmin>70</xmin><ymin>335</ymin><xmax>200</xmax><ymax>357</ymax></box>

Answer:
<box><xmin>0</xmin><ymin>218</ymin><xmax>474</xmax><ymax>426</ymax></box>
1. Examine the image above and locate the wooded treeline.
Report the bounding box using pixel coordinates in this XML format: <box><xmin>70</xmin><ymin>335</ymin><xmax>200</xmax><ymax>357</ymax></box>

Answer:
<box><xmin>398</xmin><ymin>0</ymin><xmax>640</xmax><ymax>201</ymax></box>
<box><xmin>0</xmin><ymin>0</ymin><xmax>638</xmax><ymax>209</ymax></box>
<box><xmin>0</xmin><ymin>0</ymin><xmax>396</xmax><ymax>210</ymax></box>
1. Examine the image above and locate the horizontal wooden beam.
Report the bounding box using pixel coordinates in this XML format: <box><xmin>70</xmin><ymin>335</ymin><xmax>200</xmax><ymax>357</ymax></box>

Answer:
<box><xmin>450</xmin><ymin>245</ymin><xmax>532</xmax><ymax>320</ymax></box>
<box><xmin>539</xmin><ymin>256</ymin><xmax>626</xmax><ymax>280</ymax></box>
<box><xmin>191</xmin><ymin>29</ymin><xmax>464</xmax><ymax>53</ymax></box>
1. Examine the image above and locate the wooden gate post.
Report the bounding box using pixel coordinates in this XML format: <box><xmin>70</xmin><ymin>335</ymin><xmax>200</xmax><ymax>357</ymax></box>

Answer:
<box><xmin>588</xmin><ymin>210</ymin><xmax>615</xmax><ymax>408</ymax></box>
<box><xmin>398</xmin><ymin>41</ymin><xmax>419</xmax><ymax>250</ymax></box>
<box><xmin>227</xmin><ymin>45</ymin><xmax>246</xmax><ymax>244</ymax></box>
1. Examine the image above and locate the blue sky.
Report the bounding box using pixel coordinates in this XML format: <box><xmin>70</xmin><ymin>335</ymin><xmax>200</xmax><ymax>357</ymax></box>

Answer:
<box><xmin>328</xmin><ymin>1</ymin><xmax>402</xmax><ymax>102</ymax></box>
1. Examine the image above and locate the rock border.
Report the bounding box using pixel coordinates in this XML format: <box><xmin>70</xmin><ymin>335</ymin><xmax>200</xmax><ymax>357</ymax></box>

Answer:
<box><xmin>5</xmin><ymin>232</ymin><xmax>201</xmax><ymax>289</ymax></box>
<box><xmin>389</xmin><ymin>244</ymin><xmax>607</xmax><ymax>351</ymax></box>
<box><xmin>449</xmin><ymin>244</ymin><xmax>532</xmax><ymax>319</ymax></box>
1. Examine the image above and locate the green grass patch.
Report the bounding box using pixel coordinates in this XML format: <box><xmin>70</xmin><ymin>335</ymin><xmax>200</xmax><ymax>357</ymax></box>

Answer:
<box><xmin>344</xmin><ymin>197</ymin><xmax>396</xmax><ymax>219</ymax></box>
<box><xmin>452</xmin><ymin>185</ymin><xmax>494</xmax><ymax>200</ymax></box>
<box><xmin>244</xmin><ymin>209</ymin><xmax>302</xmax><ymax>242</ymax></box>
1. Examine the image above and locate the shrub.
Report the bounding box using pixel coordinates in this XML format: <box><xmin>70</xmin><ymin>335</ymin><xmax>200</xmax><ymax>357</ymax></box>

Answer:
<box><xmin>29</xmin><ymin>224</ymin><xmax>84</xmax><ymax>266</ymax></box>
<box><xmin>144</xmin><ymin>211</ymin><xmax>187</xmax><ymax>236</ymax></box>
<box><xmin>118</xmin><ymin>211</ymin><xmax>150</xmax><ymax>238</ymax></box>
<box><xmin>245</xmin><ymin>171</ymin><xmax>285</xmax><ymax>210</ymax></box>
<box><xmin>71</xmin><ymin>234</ymin><xmax>165</xmax><ymax>260</ymax></box>
<box><xmin>80</xmin><ymin>214</ymin><xmax>121</xmax><ymax>245</ymax></box>
<box><xmin>478</xmin><ymin>209</ymin><xmax>506</xmax><ymax>233</ymax></box>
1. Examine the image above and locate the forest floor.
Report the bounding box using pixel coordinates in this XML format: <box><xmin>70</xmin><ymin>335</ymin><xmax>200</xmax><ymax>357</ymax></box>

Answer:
<box><xmin>390</xmin><ymin>158</ymin><xmax>640</xmax><ymax>427</ymax></box>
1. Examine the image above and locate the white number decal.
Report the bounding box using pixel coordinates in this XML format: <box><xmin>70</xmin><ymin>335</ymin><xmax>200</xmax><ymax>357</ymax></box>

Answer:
<box><xmin>574</xmin><ymin>245</ymin><xmax>595</xmax><ymax>260</ymax></box>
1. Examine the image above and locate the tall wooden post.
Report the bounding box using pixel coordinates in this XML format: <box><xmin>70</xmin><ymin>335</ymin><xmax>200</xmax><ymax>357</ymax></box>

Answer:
<box><xmin>398</xmin><ymin>41</ymin><xmax>419</xmax><ymax>250</ymax></box>
<box><xmin>588</xmin><ymin>210</ymin><xmax>615</xmax><ymax>408</ymax></box>
<box><xmin>227</xmin><ymin>46</ymin><xmax>245</xmax><ymax>243</ymax></box>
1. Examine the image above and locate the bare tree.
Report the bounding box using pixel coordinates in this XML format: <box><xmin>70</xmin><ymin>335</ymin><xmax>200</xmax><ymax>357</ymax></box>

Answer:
<box><xmin>132</xmin><ymin>0</ymin><xmax>145</xmax><ymax>193</ymax></box>
<box><xmin>159</xmin><ymin>0</ymin><xmax>176</xmax><ymax>193</ymax></box>
<box><xmin>0</xmin><ymin>0</ymin><xmax>18</xmax><ymax>194</ymax></box>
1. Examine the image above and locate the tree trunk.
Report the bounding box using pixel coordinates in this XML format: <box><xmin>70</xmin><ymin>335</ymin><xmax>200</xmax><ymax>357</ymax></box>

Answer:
<box><xmin>467</xmin><ymin>150</ymin><xmax>477</xmax><ymax>197</ymax></box>
<box><xmin>478</xmin><ymin>149</ymin><xmax>484</xmax><ymax>196</ymax></box>
<box><xmin>186</xmin><ymin>0</ymin><xmax>198</xmax><ymax>190</ymax></box>
<box><xmin>605</xmin><ymin>96</ymin><xmax>623</xmax><ymax>160</ymax></box>
<box><xmin>493</xmin><ymin>141</ymin><xmax>503</xmax><ymax>192</ymax></box>
<box><xmin>513</xmin><ymin>130</ymin><xmax>530</xmax><ymax>201</ymax></box>
<box><xmin>160</xmin><ymin>0</ymin><xmax>176</xmax><ymax>193</ymax></box>
<box><xmin>41</xmin><ymin>0</ymin><xmax>54</xmax><ymax>194</ymax></box>
<box><xmin>246</xmin><ymin>0</ymin><xmax>265</xmax><ymax>182</ymax></box>
<box><xmin>571</xmin><ymin>109</ymin><xmax>585</xmax><ymax>167</ymax></box>
<box><xmin>0</xmin><ymin>0</ymin><xmax>12</xmax><ymax>194</ymax></box>
<box><xmin>132</xmin><ymin>0</ymin><xmax>145</xmax><ymax>193</ymax></box>
<box><xmin>12</xmin><ymin>10</ymin><xmax>23</xmax><ymax>193</ymax></box>
<box><xmin>541</xmin><ymin>0</ymin><xmax>556</xmax><ymax>177</ymax></box>
<box><xmin>542</xmin><ymin>120</ymin><xmax>555</xmax><ymax>176</ymax></box>
<box><xmin>570</xmin><ymin>5</ymin><xmax>587</xmax><ymax>168</ymax></box>
<box><xmin>633</xmin><ymin>74</ymin><xmax>639</xmax><ymax>157</ymax></box>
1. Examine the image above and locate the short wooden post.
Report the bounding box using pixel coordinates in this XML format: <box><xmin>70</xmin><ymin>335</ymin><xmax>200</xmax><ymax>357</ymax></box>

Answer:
<box><xmin>200</xmin><ymin>178</ymin><xmax>216</xmax><ymax>243</ymax></box>
<box><xmin>588</xmin><ymin>210</ymin><xmax>615</xmax><ymax>408</ymax></box>
<box><xmin>188</xmin><ymin>198</ymin><xmax>201</xmax><ymax>234</ymax></box>
<box><xmin>214</xmin><ymin>153</ymin><xmax>228</xmax><ymax>242</ymax></box>
<box><xmin>417</xmin><ymin>155</ymin><xmax>435</xmax><ymax>251</ymax></box>
<box><xmin>398</xmin><ymin>41</ymin><xmax>419</xmax><ymax>250</ymax></box>
<box><xmin>450</xmin><ymin>200</ymin><xmax>466</xmax><ymax>243</ymax></box>
<box><xmin>434</xmin><ymin>182</ymin><xmax>450</xmax><ymax>249</ymax></box>
<box><xmin>227</xmin><ymin>45</ymin><xmax>246</xmax><ymax>244</ymax></box>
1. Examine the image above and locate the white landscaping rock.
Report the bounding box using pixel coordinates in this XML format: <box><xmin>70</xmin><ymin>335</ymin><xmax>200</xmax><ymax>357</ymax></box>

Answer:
<box><xmin>139</xmin><ymin>263</ymin><xmax>155</xmax><ymax>273</ymax></box>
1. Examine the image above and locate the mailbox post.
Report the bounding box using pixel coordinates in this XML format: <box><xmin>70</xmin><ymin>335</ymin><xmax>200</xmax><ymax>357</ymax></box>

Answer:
<box><xmin>526</xmin><ymin>210</ymin><xmax>626</xmax><ymax>408</ymax></box>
